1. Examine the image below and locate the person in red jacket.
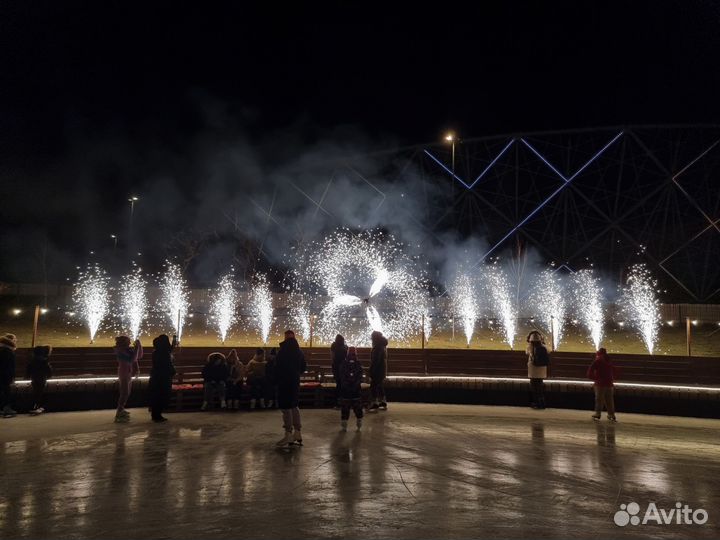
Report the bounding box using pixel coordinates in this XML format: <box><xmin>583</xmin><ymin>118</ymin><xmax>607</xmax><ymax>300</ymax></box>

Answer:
<box><xmin>587</xmin><ymin>348</ymin><xmax>617</xmax><ymax>422</ymax></box>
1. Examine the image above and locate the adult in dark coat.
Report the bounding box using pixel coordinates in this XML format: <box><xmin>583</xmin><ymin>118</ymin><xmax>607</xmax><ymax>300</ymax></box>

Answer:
<box><xmin>369</xmin><ymin>330</ymin><xmax>388</xmax><ymax>411</ymax></box>
<box><xmin>149</xmin><ymin>334</ymin><xmax>177</xmax><ymax>422</ymax></box>
<box><xmin>275</xmin><ymin>331</ymin><xmax>306</xmax><ymax>446</ymax></box>
<box><xmin>0</xmin><ymin>333</ymin><xmax>17</xmax><ymax>417</ymax></box>
<box><xmin>27</xmin><ymin>345</ymin><xmax>53</xmax><ymax>413</ymax></box>
<box><xmin>330</xmin><ymin>334</ymin><xmax>347</xmax><ymax>407</ymax></box>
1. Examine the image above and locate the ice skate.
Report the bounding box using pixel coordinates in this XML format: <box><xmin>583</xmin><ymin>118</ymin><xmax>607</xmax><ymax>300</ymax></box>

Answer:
<box><xmin>379</xmin><ymin>402</ymin><xmax>387</xmax><ymax>411</ymax></box>
<box><xmin>260</xmin><ymin>398</ymin><xmax>266</xmax><ymax>409</ymax></box>
<box><xmin>340</xmin><ymin>420</ymin><xmax>348</xmax><ymax>432</ymax></box>
<box><xmin>276</xmin><ymin>431</ymin><xmax>294</xmax><ymax>447</ymax></box>
<box><xmin>592</xmin><ymin>414</ymin><xmax>601</xmax><ymax>421</ymax></box>
<box><xmin>356</xmin><ymin>418</ymin><xmax>363</xmax><ymax>431</ymax></box>
<box><xmin>220</xmin><ymin>399</ymin><xmax>227</xmax><ymax>409</ymax></box>
<box><xmin>292</xmin><ymin>430</ymin><xmax>303</xmax><ymax>446</ymax></box>
<box><xmin>200</xmin><ymin>401</ymin><xmax>208</xmax><ymax>411</ymax></box>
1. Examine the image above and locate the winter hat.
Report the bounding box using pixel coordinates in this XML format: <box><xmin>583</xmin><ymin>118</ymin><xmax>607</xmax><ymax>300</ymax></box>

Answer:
<box><xmin>207</xmin><ymin>352</ymin><xmax>226</xmax><ymax>364</ymax></box>
<box><xmin>115</xmin><ymin>335</ymin><xmax>131</xmax><ymax>348</ymax></box>
<box><xmin>347</xmin><ymin>346</ymin><xmax>358</xmax><ymax>361</ymax></box>
<box><xmin>527</xmin><ymin>331</ymin><xmax>543</xmax><ymax>343</ymax></box>
<box><xmin>0</xmin><ymin>333</ymin><xmax>17</xmax><ymax>349</ymax></box>
<box><xmin>153</xmin><ymin>334</ymin><xmax>172</xmax><ymax>351</ymax></box>
<box><xmin>33</xmin><ymin>345</ymin><xmax>52</xmax><ymax>357</ymax></box>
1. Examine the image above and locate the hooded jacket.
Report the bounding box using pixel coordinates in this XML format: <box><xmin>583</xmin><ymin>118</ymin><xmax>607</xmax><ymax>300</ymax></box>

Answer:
<box><xmin>370</xmin><ymin>332</ymin><xmax>388</xmax><ymax>380</ymax></box>
<box><xmin>587</xmin><ymin>350</ymin><xmax>615</xmax><ymax>387</ymax></box>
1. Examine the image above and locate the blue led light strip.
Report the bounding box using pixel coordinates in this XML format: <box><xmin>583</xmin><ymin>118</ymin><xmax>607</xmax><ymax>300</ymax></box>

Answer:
<box><xmin>423</xmin><ymin>138</ymin><xmax>515</xmax><ymax>189</ymax></box>
<box><xmin>474</xmin><ymin>131</ymin><xmax>624</xmax><ymax>266</ymax></box>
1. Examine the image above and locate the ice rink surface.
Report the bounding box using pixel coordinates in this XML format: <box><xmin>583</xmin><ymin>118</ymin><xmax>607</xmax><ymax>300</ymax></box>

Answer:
<box><xmin>1</xmin><ymin>403</ymin><xmax>718</xmax><ymax>539</ymax></box>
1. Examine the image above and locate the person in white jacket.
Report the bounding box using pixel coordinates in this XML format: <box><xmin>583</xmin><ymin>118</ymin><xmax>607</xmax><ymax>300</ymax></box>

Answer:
<box><xmin>526</xmin><ymin>331</ymin><xmax>548</xmax><ymax>409</ymax></box>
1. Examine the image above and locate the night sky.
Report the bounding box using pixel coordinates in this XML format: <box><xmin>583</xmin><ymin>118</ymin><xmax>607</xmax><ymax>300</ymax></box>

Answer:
<box><xmin>2</xmin><ymin>1</ymin><xmax>720</xmax><ymax>283</ymax></box>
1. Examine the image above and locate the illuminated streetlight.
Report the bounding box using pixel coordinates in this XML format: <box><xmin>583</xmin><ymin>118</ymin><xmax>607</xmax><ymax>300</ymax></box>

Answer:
<box><xmin>40</xmin><ymin>308</ymin><xmax>49</xmax><ymax>315</ymax></box>
<box><xmin>444</xmin><ymin>132</ymin><xmax>457</xmax><ymax>172</ymax></box>
<box><xmin>11</xmin><ymin>308</ymin><xmax>21</xmax><ymax>316</ymax></box>
<box><xmin>128</xmin><ymin>196</ymin><xmax>139</xmax><ymax>222</ymax></box>
<box><xmin>111</xmin><ymin>234</ymin><xmax>118</xmax><ymax>250</ymax></box>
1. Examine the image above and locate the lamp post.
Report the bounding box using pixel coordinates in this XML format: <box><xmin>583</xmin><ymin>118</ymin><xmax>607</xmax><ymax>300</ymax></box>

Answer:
<box><xmin>128</xmin><ymin>196</ymin><xmax>139</xmax><ymax>224</ymax></box>
<box><xmin>110</xmin><ymin>234</ymin><xmax>117</xmax><ymax>250</ymax></box>
<box><xmin>445</xmin><ymin>133</ymin><xmax>456</xmax><ymax>173</ymax></box>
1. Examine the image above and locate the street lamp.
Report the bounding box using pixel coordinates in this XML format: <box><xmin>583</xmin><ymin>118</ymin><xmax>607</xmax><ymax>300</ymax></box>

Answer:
<box><xmin>445</xmin><ymin>132</ymin><xmax>456</xmax><ymax>173</ymax></box>
<box><xmin>110</xmin><ymin>234</ymin><xmax>117</xmax><ymax>250</ymax></box>
<box><xmin>128</xmin><ymin>196</ymin><xmax>139</xmax><ymax>221</ymax></box>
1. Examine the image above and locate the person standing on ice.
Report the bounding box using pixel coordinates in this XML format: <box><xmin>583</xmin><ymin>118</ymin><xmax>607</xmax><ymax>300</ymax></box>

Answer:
<box><xmin>369</xmin><ymin>330</ymin><xmax>388</xmax><ymax>411</ymax></box>
<box><xmin>526</xmin><ymin>330</ymin><xmax>549</xmax><ymax>409</ymax></box>
<box><xmin>275</xmin><ymin>330</ymin><xmax>306</xmax><ymax>446</ymax></box>
<box><xmin>330</xmin><ymin>334</ymin><xmax>348</xmax><ymax>408</ymax></box>
<box><xmin>246</xmin><ymin>348</ymin><xmax>267</xmax><ymax>409</ymax></box>
<box><xmin>339</xmin><ymin>346</ymin><xmax>364</xmax><ymax>431</ymax></box>
<box><xmin>587</xmin><ymin>347</ymin><xmax>617</xmax><ymax>422</ymax></box>
<box><xmin>0</xmin><ymin>333</ymin><xmax>18</xmax><ymax>418</ymax></box>
<box><xmin>27</xmin><ymin>345</ymin><xmax>53</xmax><ymax>414</ymax></box>
<box><xmin>114</xmin><ymin>335</ymin><xmax>143</xmax><ymax>423</ymax></box>
<box><xmin>148</xmin><ymin>334</ymin><xmax>176</xmax><ymax>422</ymax></box>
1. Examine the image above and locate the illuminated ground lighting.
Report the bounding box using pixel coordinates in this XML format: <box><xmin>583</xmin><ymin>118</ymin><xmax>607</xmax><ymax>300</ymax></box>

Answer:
<box><xmin>12</xmin><ymin>375</ymin><xmax>718</xmax><ymax>394</ymax></box>
<box><xmin>386</xmin><ymin>375</ymin><xmax>720</xmax><ymax>393</ymax></box>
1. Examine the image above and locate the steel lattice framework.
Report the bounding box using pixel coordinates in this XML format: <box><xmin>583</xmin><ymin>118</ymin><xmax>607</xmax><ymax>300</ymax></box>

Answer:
<box><xmin>244</xmin><ymin>125</ymin><xmax>720</xmax><ymax>302</ymax></box>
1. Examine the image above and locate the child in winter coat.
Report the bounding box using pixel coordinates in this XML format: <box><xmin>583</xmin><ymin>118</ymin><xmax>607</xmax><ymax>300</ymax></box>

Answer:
<box><xmin>369</xmin><ymin>331</ymin><xmax>388</xmax><ymax>411</ymax></box>
<box><xmin>27</xmin><ymin>345</ymin><xmax>53</xmax><ymax>414</ymax></box>
<box><xmin>0</xmin><ymin>333</ymin><xmax>18</xmax><ymax>417</ymax></box>
<box><xmin>114</xmin><ymin>336</ymin><xmax>143</xmax><ymax>423</ymax></box>
<box><xmin>339</xmin><ymin>346</ymin><xmax>364</xmax><ymax>431</ymax></box>
<box><xmin>226</xmin><ymin>349</ymin><xmax>245</xmax><ymax>410</ymax></box>
<box><xmin>526</xmin><ymin>331</ymin><xmax>549</xmax><ymax>409</ymax></box>
<box><xmin>330</xmin><ymin>334</ymin><xmax>348</xmax><ymax>407</ymax></box>
<box><xmin>264</xmin><ymin>347</ymin><xmax>278</xmax><ymax>408</ymax></box>
<box><xmin>201</xmin><ymin>352</ymin><xmax>229</xmax><ymax>410</ymax></box>
<box><xmin>246</xmin><ymin>349</ymin><xmax>267</xmax><ymax>409</ymax></box>
<box><xmin>587</xmin><ymin>348</ymin><xmax>617</xmax><ymax>422</ymax></box>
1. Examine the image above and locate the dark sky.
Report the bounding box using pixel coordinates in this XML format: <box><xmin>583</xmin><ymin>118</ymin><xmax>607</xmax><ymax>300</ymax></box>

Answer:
<box><xmin>1</xmin><ymin>0</ymin><xmax>720</xmax><ymax>282</ymax></box>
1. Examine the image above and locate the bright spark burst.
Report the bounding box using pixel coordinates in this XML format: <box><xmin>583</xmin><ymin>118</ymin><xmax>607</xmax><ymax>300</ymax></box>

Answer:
<box><xmin>572</xmin><ymin>269</ymin><xmax>604</xmax><ymax>350</ymax></box>
<box><xmin>422</xmin><ymin>306</ymin><xmax>433</xmax><ymax>343</ymax></box>
<box><xmin>531</xmin><ymin>269</ymin><xmax>566</xmax><ymax>350</ymax></box>
<box><xmin>119</xmin><ymin>266</ymin><xmax>148</xmax><ymax>341</ymax></box>
<box><xmin>72</xmin><ymin>264</ymin><xmax>110</xmax><ymax>343</ymax></box>
<box><xmin>450</xmin><ymin>274</ymin><xmax>478</xmax><ymax>345</ymax></box>
<box><xmin>158</xmin><ymin>263</ymin><xmax>190</xmax><ymax>341</ymax></box>
<box><xmin>288</xmin><ymin>293</ymin><xmax>312</xmax><ymax>343</ymax></box>
<box><xmin>250</xmin><ymin>274</ymin><xmax>273</xmax><ymax>344</ymax></box>
<box><xmin>210</xmin><ymin>273</ymin><xmax>239</xmax><ymax>343</ymax></box>
<box><xmin>484</xmin><ymin>263</ymin><xmax>517</xmax><ymax>349</ymax></box>
<box><xmin>297</xmin><ymin>229</ymin><xmax>427</xmax><ymax>345</ymax></box>
<box><xmin>621</xmin><ymin>264</ymin><xmax>661</xmax><ymax>354</ymax></box>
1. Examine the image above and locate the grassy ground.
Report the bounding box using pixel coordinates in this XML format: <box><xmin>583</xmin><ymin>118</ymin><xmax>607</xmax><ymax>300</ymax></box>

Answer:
<box><xmin>2</xmin><ymin>311</ymin><xmax>719</xmax><ymax>356</ymax></box>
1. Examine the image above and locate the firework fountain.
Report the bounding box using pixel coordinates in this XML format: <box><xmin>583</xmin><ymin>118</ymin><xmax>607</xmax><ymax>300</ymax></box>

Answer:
<box><xmin>621</xmin><ymin>264</ymin><xmax>661</xmax><ymax>354</ymax></box>
<box><xmin>250</xmin><ymin>274</ymin><xmax>274</xmax><ymax>344</ymax></box>
<box><xmin>118</xmin><ymin>266</ymin><xmax>148</xmax><ymax>341</ymax></box>
<box><xmin>288</xmin><ymin>293</ymin><xmax>313</xmax><ymax>343</ymax></box>
<box><xmin>531</xmin><ymin>269</ymin><xmax>566</xmax><ymax>350</ymax></box>
<box><xmin>159</xmin><ymin>263</ymin><xmax>190</xmax><ymax>341</ymax></box>
<box><xmin>484</xmin><ymin>263</ymin><xmax>518</xmax><ymax>349</ymax></box>
<box><xmin>210</xmin><ymin>273</ymin><xmax>239</xmax><ymax>343</ymax></box>
<box><xmin>572</xmin><ymin>269</ymin><xmax>605</xmax><ymax>350</ymax></box>
<box><xmin>450</xmin><ymin>274</ymin><xmax>479</xmax><ymax>346</ymax></box>
<box><xmin>298</xmin><ymin>229</ymin><xmax>427</xmax><ymax>345</ymax></box>
<box><xmin>72</xmin><ymin>264</ymin><xmax>111</xmax><ymax>343</ymax></box>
